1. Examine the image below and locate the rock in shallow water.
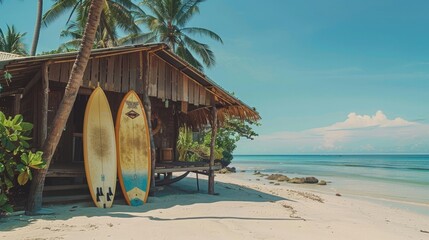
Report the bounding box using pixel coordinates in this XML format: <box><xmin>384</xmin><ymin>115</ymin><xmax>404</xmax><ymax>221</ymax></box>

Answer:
<box><xmin>318</xmin><ymin>180</ymin><xmax>327</xmax><ymax>185</ymax></box>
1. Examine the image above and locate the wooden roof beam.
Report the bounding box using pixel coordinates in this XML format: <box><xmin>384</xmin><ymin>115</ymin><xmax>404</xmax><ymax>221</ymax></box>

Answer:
<box><xmin>22</xmin><ymin>70</ymin><xmax>42</xmax><ymax>97</ymax></box>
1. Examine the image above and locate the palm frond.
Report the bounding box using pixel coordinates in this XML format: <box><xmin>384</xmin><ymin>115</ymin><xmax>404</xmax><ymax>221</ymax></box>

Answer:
<box><xmin>182</xmin><ymin>34</ymin><xmax>215</xmax><ymax>67</ymax></box>
<box><xmin>118</xmin><ymin>31</ymin><xmax>158</xmax><ymax>45</ymax></box>
<box><xmin>176</xmin><ymin>42</ymin><xmax>204</xmax><ymax>70</ymax></box>
<box><xmin>43</xmin><ymin>0</ymin><xmax>80</xmax><ymax>26</ymax></box>
<box><xmin>140</xmin><ymin>0</ymin><xmax>167</xmax><ymax>25</ymax></box>
<box><xmin>176</xmin><ymin>0</ymin><xmax>204</xmax><ymax>27</ymax></box>
<box><xmin>0</xmin><ymin>25</ymin><xmax>27</xmax><ymax>55</ymax></box>
<box><xmin>181</xmin><ymin>27</ymin><xmax>223</xmax><ymax>44</ymax></box>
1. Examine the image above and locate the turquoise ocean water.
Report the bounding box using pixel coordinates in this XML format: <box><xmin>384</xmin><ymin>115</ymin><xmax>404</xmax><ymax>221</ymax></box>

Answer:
<box><xmin>231</xmin><ymin>155</ymin><xmax>429</xmax><ymax>214</ymax></box>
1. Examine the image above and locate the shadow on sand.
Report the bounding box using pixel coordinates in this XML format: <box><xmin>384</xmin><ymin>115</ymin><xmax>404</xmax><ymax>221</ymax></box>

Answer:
<box><xmin>0</xmin><ymin>174</ymin><xmax>296</xmax><ymax>231</ymax></box>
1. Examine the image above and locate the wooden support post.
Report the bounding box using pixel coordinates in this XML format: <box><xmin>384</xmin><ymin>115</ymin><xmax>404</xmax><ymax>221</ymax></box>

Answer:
<box><xmin>39</xmin><ymin>63</ymin><xmax>49</xmax><ymax>146</ymax></box>
<box><xmin>208</xmin><ymin>104</ymin><xmax>218</xmax><ymax>195</ymax></box>
<box><xmin>140</xmin><ymin>51</ymin><xmax>157</xmax><ymax>196</ymax></box>
<box><xmin>12</xmin><ymin>94</ymin><xmax>21</xmax><ymax>115</ymax></box>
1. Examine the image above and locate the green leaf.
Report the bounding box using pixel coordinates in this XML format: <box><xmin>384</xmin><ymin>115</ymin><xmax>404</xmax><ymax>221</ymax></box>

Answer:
<box><xmin>0</xmin><ymin>162</ymin><xmax>4</xmax><ymax>173</ymax></box>
<box><xmin>20</xmin><ymin>122</ymin><xmax>33</xmax><ymax>131</ymax></box>
<box><xmin>12</xmin><ymin>114</ymin><xmax>23</xmax><ymax>125</ymax></box>
<box><xmin>0</xmin><ymin>194</ymin><xmax>7</xmax><ymax>206</ymax></box>
<box><xmin>2</xmin><ymin>137</ymin><xmax>14</xmax><ymax>151</ymax></box>
<box><xmin>0</xmin><ymin>111</ymin><xmax>5</xmax><ymax>123</ymax></box>
<box><xmin>17</xmin><ymin>171</ymin><xmax>29</xmax><ymax>185</ymax></box>
<box><xmin>0</xmin><ymin>193</ymin><xmax>8</xmax><ymax>206</ymax></box>
<box><xmin>20</xmin><ymin>153</ymin><xmax>29</xmax><ymax>165</ymax></box>
<box><xmin>20</xmin><ymin>140</ymin><xmax>30</xmax><ymax>148</ymax></box>
<box><xmin>4</xmin><ymin>177</ymin><xmax>13</xmax><ymax>189</ymax></box>
<box><xmin>1</xmin><ymin>203</ymin><xmax>13</xmax><ymax>213</ymax></box>
<box><xmin>9</xmin><ymin>133</ymin><xmax>18</xmax><ymax>141</ymax></box>
<box><xmin>16</xmin><ymin>163</ymin><xmax>26</xmax><ymax>173</ymax></box>
<box><xmin>27</xmin><ymin>168</ymin><xmax>32</xmax><ymax>180</ymax></box>
<box><xmin>5</xmin><ymin>161</ymin><xmax>15</xmax><ymax>178</ymax></box>
<box><xmin>19</xmin><ymin>135</ymin><xmax>32</xmax><ymax>141</ymax></box>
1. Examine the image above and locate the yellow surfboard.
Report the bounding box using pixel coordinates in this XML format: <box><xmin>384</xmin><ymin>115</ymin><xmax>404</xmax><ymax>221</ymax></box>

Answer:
<box><xmin>83</xmin><ymin>87</ymin><xmax>117</xmax><ymax>208</ymax></box>
<box><xmin>116</xmin><ymin>90</ymin><xmax>151</xmax><ymax>206</ymax></box>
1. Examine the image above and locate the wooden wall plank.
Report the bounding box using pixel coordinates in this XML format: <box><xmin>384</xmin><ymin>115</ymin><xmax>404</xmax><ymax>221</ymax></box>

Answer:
<box><xmin>205</xmin><ymin>91</ymin><xmax>212</xmax><ymax>106</ymax></box>
<box><xmin>106</xmin><ymin>56</ymin><xmax>115</xmax><ymax>91</ymax></box>
<box><xmin>60</xmin><ymin>62</ymin><xmax>70</xmax><ymax>83</ymax></box>
<box><xmin>177</xmin><ymin>72</ymin><xmax>183</xmax><ymax>101</ymax></box>
<box><xmin>48</xmin><ymin>63</ymin><xmax>61</xmax><ymax>81</ymax></box>
<box><xmin>171</xmin><ymin>69</ymin><xmax>177</xmax><ymax>101</ymax></box>
<box><xmin>157</xmin><ymin>60</ymin><xmax>165</xmax><ymax>99</ymax></box>
<box><xmin>129</xmin><ymin>53</ymin><xmax>137</xmax><ymax>91</ymax></box>
<box><xmin>181</xmin><ymin>101</ymin><xmax>188</xmax><ymax>113</ymax></box>
<box><xmin>121</xmin><ymin>55</ymin><xmax>129</xmax><ymax>92</ymax></box>
<box><xmin>90</xmin><ymin>58</ymin><xmax>99</xmax><ymax>87</ymax></box>
<box><xmin>148</xmin><ymin>55</ymin><xmax>158</xmax><ymax>96</ymax></box>
<box><xmin>182</xmin><ymin>75</ymin><xmax>188</xmax><ymax>102</ymax></box>
<box><xmin>83</xmin><ymin>60</ymin><xmax>91</xmax><ymax>87</ymax></box>
<box><xmin>113</xmin><ymin>55</ymin><xmax>122</xmax><ymax>92</ymax></box>
<box><xmin>99</xmin><ymin>58</ymin><xmax>107</xmax><ymax>89</ymax></box>
<box><xmin>199</xmin><ymin>87</ymin><xmax>206</xmax><ymax>105</ymax></box>
<box><xmin>135</xmin><ymin>52</ymin><xmax>144</xmax><ymax>94</ymax></box>
<box><xmin>165</xmin><ymin>66</ymin><xmax>172</xmax><ymax>100</ymax></box>
<box><xmin>188</xmin><ymin>80</ymin><xmax>194</xmax><ymax>104</ymax></box>
<box><xmin>193</xmin><ymin>83</ymin><xmax>200</xmax><ymax>106</ymax></box>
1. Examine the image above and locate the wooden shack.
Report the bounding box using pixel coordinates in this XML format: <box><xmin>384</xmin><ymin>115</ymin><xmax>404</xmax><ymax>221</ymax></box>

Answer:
<box><xmin>0</xmin><ymin>44</ymin><xmax>260</xmax><ymax>203</ymax></box>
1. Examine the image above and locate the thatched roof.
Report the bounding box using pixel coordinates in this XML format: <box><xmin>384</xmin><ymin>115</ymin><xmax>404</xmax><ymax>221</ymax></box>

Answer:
<box><xmin>0</xmin><ymin>43</ymin><xmax>260</xmax><ymax>125</ymax></box>
<box><xmin>0</xmin><ymin>52</ymin><xmax>22</xmax><ymax>61</ymax></box>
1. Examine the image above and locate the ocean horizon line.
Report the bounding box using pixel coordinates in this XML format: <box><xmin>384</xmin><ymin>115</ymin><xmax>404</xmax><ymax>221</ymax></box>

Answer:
<box><xmin>234</xmin><ymin>153</ymin><xmax>429</xmax><ymax>157</ymax></box>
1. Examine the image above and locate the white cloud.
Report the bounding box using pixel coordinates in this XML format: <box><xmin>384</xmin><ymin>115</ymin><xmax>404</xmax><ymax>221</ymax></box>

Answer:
<box><xmin>237</xmin><ymin>111</ymin><xmax>429</xmax><ymax>154</ymax></box>
<box><xmin>327</xmin><ymin>111</ymin><xmax>414</xmax><ymax>130</ymax></box>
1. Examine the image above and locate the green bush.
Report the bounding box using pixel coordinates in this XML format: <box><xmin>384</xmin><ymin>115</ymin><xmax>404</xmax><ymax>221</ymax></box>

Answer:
<box><xmin>0</xmin><ymin>112</ymin><xmax>45</xmax><ymax>214</ymax></box>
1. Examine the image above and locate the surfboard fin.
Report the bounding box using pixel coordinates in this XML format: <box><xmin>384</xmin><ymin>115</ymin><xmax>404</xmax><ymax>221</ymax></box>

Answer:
<box><xmin>96</xmin><ymin>187</ymin><xmax>104</xmax><ymax>202</ymax></box>
<box><xmin>107</xmin><ymin>187</ymin><xmax>113</xmax><ymax>201</ymax></box>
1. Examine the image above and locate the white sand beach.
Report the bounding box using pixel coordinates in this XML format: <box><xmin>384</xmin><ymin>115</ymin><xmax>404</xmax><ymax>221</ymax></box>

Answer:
<box><xmin>1</xmin><ymin>173</ymin><xmax>428</xmax><ymax>240</ymax></box>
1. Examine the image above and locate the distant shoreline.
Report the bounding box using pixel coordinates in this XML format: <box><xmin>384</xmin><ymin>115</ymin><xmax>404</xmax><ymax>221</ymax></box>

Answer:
<box><xmin>234</xmin><ymin>153</ymin><xmax>429</xmax><ymax>156</ymax></box>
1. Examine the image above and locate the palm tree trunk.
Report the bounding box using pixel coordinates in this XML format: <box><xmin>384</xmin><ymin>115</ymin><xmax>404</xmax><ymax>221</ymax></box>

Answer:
<box><xmin>26</xmin><ymin>0</ymin><xmax>105</xmax><ymax>215</ymax></box>
<box><xmin>30</xmin><ymin>0</ymin><xmax>43</xmax><ymax>56</ymax></box>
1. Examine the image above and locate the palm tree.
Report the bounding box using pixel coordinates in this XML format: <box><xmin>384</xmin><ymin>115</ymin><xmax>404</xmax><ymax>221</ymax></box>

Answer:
<box><xmin>26</xmin><ymin>0</ymin><xmax>105</xmax><ymax>215</ymax></box>
<box><xmin>59</xmin><ymin>20</ymin><xmax>115</xmax><ymax>50</ymax></box>
<box><xmin>136</xmin><ymin>0</ymin><xmax>223</xmax><ymax>70</ymax></box>
<box><xmin>0</xmin><ymin>25</ymin><xmax>28</xmax><ymax>55</ymax></box>
<box><xmin>43</xmin><ymin>0</ymin><xmax>142</xmax><ymax>47</ymax></box>
<box><xmin>30</xmin><ymin>0</ymin><xmax>43</xmax><ymax>56</ymax></box>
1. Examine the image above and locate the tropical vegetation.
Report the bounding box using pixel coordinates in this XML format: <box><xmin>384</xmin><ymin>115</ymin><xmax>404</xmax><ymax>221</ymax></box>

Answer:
<box><xmin>43</xmin><ymin>0</ymin><xmax>142</xmax><ymax>49</ymax></box>
<box><xmin>0</xmin><ymin>25</ymin><xmax>28</xmax><ymax>55</ymax></box>
<box><xmin>177</xmin><ymin>126</ymin><xmax>223</xmax><ymax>162</ymax></box>
<box><xmin>0</xmin><ymin>112</ymin><xmax>45</xmax><ymax>214</ymax></box>
<box><xmin>136</xmin><ymin>0</ymin><xmax>223</xmax><ymax>70</ymax></box>
<box><xmin>177</xmin><ymin>118</ymin><xmax>259</xmax><ymax>167</ymax></box>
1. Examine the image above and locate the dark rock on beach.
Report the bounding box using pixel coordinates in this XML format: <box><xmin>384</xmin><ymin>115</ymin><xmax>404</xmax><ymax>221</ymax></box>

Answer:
<box><xmin>266</xmin><ymin>174</ymin><xmax>289</xmax><ymax>182</ymax></box>
<box><xmin>288</xmin><ymin>177</ymin><xmax>305</xmax><ymax>184</ymax></box>
<box><xmin>218</xmin><ymin>167</ymin><xmax>236</xmax><ymax>174</ymax></box>
<box><xmin>304</xmin><ymin>177</ymin><xmax>319</xmax><ymax>184</ymax></box>
<box><xmin>288</xmin><ymin>177</ymin><xmax>319</xmax><ymax>184</ymax></box>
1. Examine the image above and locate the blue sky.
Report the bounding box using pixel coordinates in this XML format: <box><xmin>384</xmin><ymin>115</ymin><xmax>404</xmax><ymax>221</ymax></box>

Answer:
<box><xmin>1</xmin><ymin>1</ymin><xmax>429</xmax><ymax>154</ymax></box>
